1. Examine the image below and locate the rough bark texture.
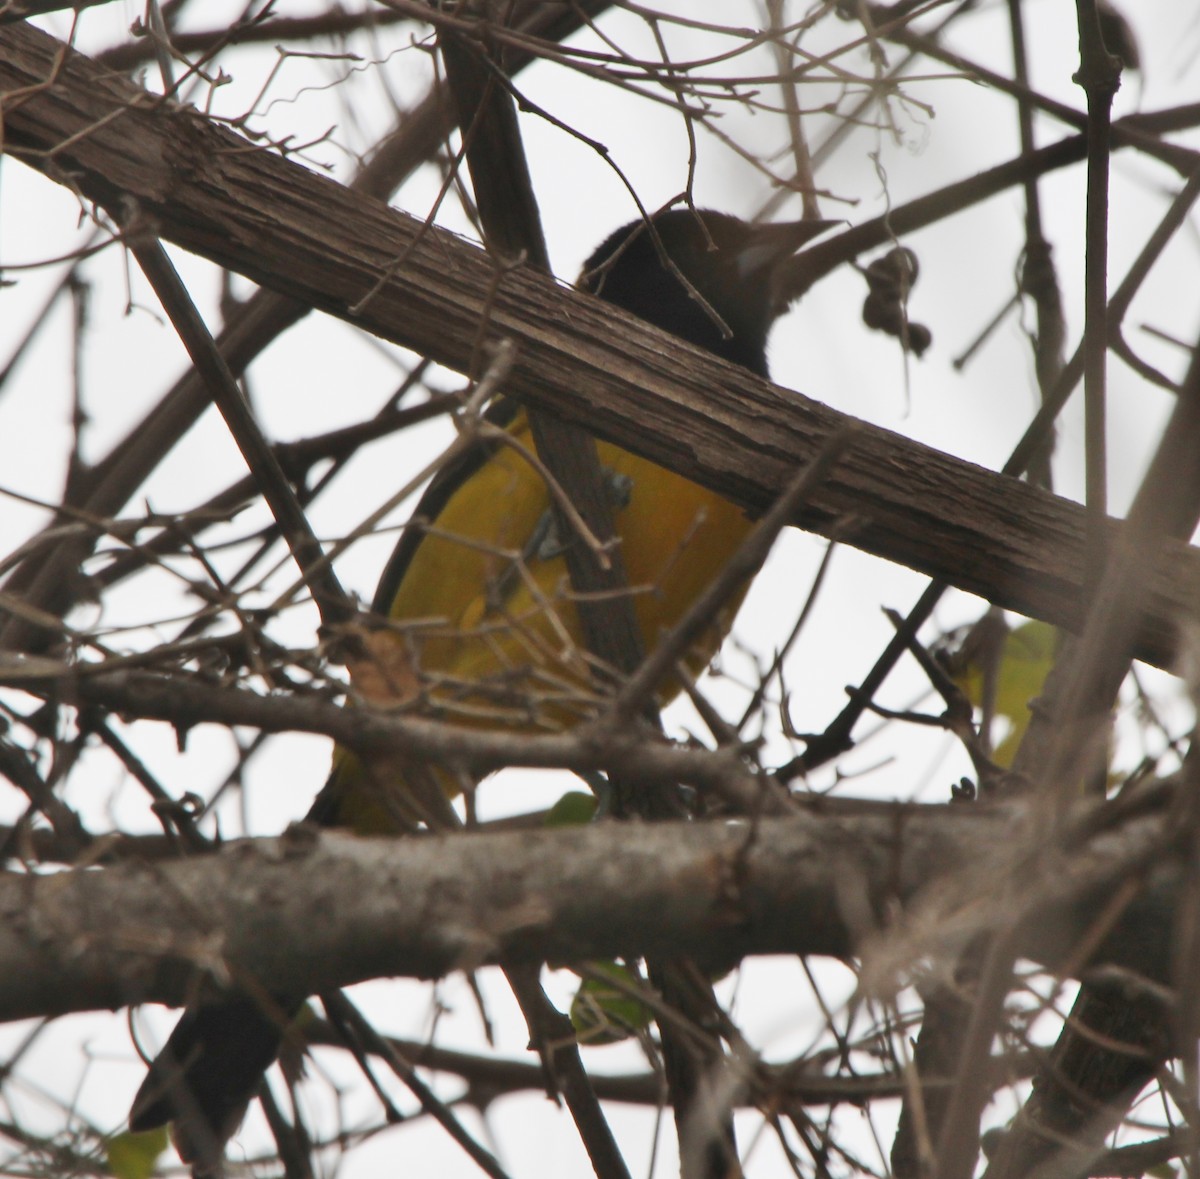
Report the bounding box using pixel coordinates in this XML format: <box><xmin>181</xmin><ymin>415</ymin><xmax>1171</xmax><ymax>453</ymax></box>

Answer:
<box><xmin>1</xmin><ymin>21</ymin><xmax>1198</xmax><ymax>670</ymax></box>
<box><xmin>0</xmin><ymin>793</ymin><xmax>1183</xmax><ymax>1024</ymax></box>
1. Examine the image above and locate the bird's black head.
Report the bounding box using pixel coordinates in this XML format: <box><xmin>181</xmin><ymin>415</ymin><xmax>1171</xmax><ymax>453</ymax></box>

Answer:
<box><xmin>579</xmin><ymin>208</ymin><xmax>827</xmax><ymax>378</ymax></box>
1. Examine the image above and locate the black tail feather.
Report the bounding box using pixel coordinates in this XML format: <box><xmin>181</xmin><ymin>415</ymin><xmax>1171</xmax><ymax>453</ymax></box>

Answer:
<box><xmin>130</xmin><ymin>997</ymin><xmax>295</xmax><ymax>1175</ymax></box>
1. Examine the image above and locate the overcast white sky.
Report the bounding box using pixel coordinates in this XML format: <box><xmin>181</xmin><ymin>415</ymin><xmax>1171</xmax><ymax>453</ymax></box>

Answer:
<box><xmin>1</xmin><ymin>2</ymin><xmax>1199</xmax><ymax>1175</ymax></box>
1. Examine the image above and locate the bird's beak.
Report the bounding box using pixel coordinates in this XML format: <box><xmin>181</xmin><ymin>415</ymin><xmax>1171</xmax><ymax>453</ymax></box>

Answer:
<box><xmin>736</xmin><ymin>219</ymin><xmax>835</xmax><ymax>314</ymax></box>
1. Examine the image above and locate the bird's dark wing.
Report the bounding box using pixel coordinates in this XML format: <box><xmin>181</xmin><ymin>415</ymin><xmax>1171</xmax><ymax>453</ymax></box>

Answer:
<box><xmin>369</xmin><ymin>396</ymin><xmax>520</xmax><ymax>617</ymax></box>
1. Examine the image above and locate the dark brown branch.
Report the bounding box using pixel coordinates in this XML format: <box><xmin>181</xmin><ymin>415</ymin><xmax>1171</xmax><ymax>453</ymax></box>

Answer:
<box><xmin>126</xmin><ymin>235</ymin><xmax>355</xmax><ymax>630</ymax></box>
<box><xmin>1074</xmin><ymin>0</ymin><xmax>1123</xmax><ymax>593</ymax></box>
<box><xmin>437</xmin><ymin>15</ymin><xmax>649</xmax><ymax>710</ymax></box>
<box><xmin>0</xmin><ymin>1</ymin><xmax>604</xmax><ymax>651</ymax></box>
<box><xmin>319</xmin><ymin>990</ymin><xmax>511</xmax><ymax>1179</ymax></box>
<box><xmin>440</xmin><ymin>25</ymin><xmax>648</xmax><ymax>1179</ymax></box>
<box><xmin>0</xmin><ymin>663</ymin><xmax>768</xmax><ymax>790</ymax></box>
<box><xmin>2</xmin><ymin>22</ymin><xmax>1199</xmax><ymax>671</ymax></box>
<box><xmin>94</xmin><ymin>7</ymin><xmax>415</xmax><ymax>71</ymax></box>
<box><xmin>300</xmin><ymin>1017</ymin><xmax>1037</xmax><ymax>1110</ymax></box>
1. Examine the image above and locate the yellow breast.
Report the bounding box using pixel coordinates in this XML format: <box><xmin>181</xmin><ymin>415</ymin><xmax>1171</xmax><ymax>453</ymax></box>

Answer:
<box><xmin>328</xmin><ymin>410</ymin><xmax>752</xmax><ymax>831</ymax></box>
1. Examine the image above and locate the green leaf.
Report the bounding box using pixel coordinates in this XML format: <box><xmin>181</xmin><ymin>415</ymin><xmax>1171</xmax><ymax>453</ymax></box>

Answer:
<box><xmin>543</xmin><ymin>791</ymin><xmax>597</xmax><ymax>827</ymax></box>
<box><xmin>106</xmin><ymin>1128</ymin><xmax>168</xmax><ymax>1179</ymax></box>
<box><xmin>570</xmin><ymin>961</ymin><xmax>652</xmax><ymax>1044</ymax></box>
<box><xmin>955</xmin><ymin>619</ymin><xmax>1058</xmax><ymax>768</ymax></box>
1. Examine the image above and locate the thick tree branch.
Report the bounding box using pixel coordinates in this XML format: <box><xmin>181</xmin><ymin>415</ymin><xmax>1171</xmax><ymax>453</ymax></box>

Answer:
<box><xmin>0</xmin><ymin>793</ymin><xmax>1183</xmax><ymax>1024</ymax></box>
<box><xmin>1</xmin><ymin>22</ymin><xmax>1198</xmax><ymax>669</ymax></box>
<box><xmin>0</xmin><ymin>1</ymin><xmax>605</xmax><ymax>652</ymax></box>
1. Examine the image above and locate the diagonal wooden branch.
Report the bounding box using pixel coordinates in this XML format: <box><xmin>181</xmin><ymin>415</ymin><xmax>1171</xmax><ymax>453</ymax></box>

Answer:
<box><xmin>1</xmin><ymin>21</ymin><xmax>1199</xmax><ymax>673</ymax></box>
<box><xmin>0</xmin><ymin>0</ymin><xmax>606</xmax><ymax>653</ymax></box>
<box><xmin>126</xmin><ymin>235</ymin><xmax>356</xmax><ymax>630</ymax></box>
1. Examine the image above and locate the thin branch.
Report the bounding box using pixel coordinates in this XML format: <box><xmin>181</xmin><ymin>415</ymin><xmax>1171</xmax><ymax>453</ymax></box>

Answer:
<box><xmin>126</xmin><ymin>233</ymin><xmax>355</xmax><ymax>631</ymax></box>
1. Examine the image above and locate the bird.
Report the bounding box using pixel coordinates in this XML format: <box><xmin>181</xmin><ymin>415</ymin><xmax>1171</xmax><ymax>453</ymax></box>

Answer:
<box><xmin>128</xmin><ymin>207</ymin><xmax>827</xmax><ymax>1174</ymax></box>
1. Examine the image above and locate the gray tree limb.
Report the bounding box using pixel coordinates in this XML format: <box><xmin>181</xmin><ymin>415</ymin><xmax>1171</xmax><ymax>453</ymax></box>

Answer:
<box><xmin>0</xmin><ymin>790</ymin><xmax>1181</xmax><ymax>1024</ymax></box>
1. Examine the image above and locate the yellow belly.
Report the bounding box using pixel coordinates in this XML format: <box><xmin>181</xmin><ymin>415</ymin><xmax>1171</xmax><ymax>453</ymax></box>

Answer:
<box><xmin>328</xmin><ymin>410</ymin><xmax>752</xmax><ymax>831</ymax></box>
